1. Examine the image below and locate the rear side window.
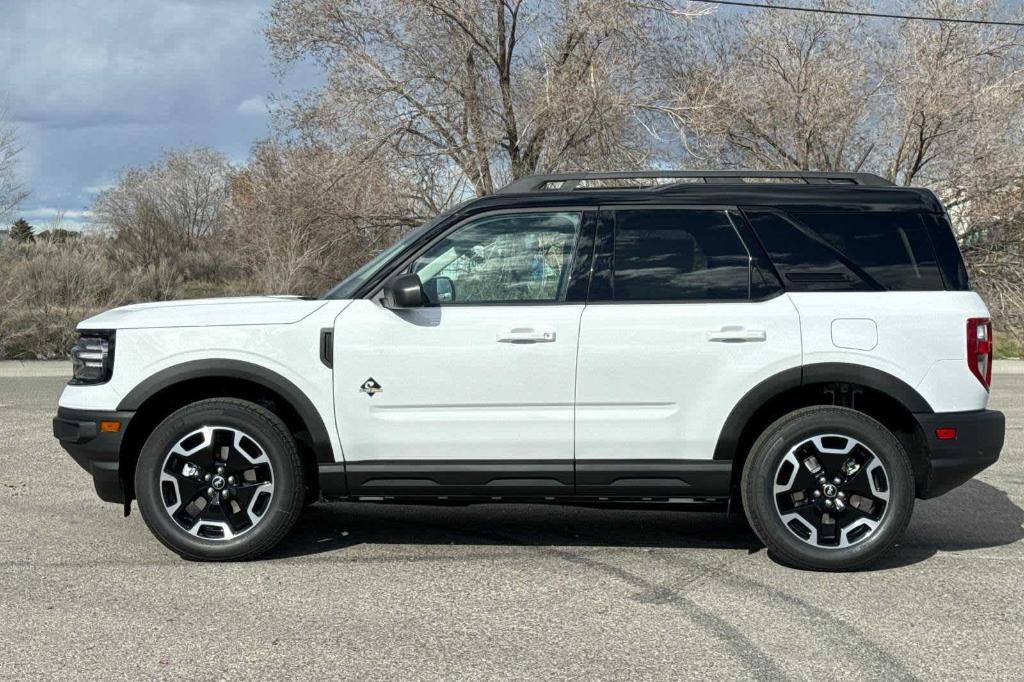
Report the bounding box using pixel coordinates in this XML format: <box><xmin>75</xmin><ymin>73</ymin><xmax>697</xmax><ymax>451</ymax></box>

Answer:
<box><xmin>748</xmin><ymin>210</ymin><xmax>944</xmax><ymax>291</ymax></box>
<box><xmin>612</xmin><ymin>209</ymin><xmax>750</xmax><ymax>301</ymax></box>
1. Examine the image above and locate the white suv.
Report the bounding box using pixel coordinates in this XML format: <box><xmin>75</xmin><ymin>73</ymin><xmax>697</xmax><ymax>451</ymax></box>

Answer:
<box><xmin>53</xmin><ymin>171</ymin><xmax>1006</xmax><ymax>570</ymax></box>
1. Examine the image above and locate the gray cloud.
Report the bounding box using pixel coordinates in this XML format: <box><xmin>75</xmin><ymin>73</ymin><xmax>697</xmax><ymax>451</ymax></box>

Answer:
<box><xmin>0</xmin><ymin>0</ymin><xmax>318</xmax><ymax>230</ymax></box>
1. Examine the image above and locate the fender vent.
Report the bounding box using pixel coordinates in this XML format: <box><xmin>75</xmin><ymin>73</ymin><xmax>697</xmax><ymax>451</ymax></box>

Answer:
<box><xmin>320</xmin><ymin>329</ymin><xmax>333</xmax><ymax>368</ymax></box>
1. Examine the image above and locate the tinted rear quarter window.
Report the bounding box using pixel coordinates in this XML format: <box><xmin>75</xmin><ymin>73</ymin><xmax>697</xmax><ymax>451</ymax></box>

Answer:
<box><xmin>747</xmin><ymin>209</ymin><xmax>945</xmax><ymax>291</ymax></box>
<box><xmin>612</xmin><ymin>209</ymin><xmax>751</xmax><ymax>301</ymax></box>
<box><xmin>744</xmin><ymin>211</ymin><xmax>869</xmax><ymax>292</ymax></box>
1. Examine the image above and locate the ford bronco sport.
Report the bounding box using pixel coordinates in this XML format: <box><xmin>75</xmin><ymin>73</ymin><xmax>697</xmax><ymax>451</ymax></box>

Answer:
<box><xmin>53</xmin><ymin>170</ymin><xmax>1006</xmax><ymax>570</ymax></box>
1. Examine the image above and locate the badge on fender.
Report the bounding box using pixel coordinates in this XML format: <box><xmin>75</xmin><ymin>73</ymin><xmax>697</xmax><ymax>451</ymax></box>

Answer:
<box><xmin>360</xmin><ymin>378</ymin><xmax>382</xmax><ymax>396</ymax></box>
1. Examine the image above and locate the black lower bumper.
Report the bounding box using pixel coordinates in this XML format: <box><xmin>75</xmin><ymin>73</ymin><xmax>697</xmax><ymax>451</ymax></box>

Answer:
<box><xmin>914</xmin><ymin>409</ymin><xmax>1005</xmax><ymax>499</ymax></box>
<box><xmin>53</xmin><ymin>407</ymin><xmax>135</xmax><ymax>504</ymax></box>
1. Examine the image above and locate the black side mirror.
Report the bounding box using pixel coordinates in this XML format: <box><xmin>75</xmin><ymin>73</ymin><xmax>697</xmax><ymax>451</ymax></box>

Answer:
<box><xmin>382</xmin><ymin>273</ymin><xmax>425</xmax><ymax>309</ymax></box>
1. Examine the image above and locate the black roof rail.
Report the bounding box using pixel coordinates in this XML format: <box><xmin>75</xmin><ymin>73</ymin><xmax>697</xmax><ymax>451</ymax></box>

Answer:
<box><xmin>497</xmin><ymin>170</ymin><xmax>895</xmax><ymax>194</ymax></box>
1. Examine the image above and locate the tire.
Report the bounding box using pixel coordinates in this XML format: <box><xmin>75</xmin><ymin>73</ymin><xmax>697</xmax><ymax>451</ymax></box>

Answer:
<box><xmin>741</xmin><ymin>406</ymin><xmax>914</xmax><ymax>571</ymax></box>
<box><xmin>135</xmin><ymin>398</ymin><xmax>305</xmax><ymax>561</ymax></box>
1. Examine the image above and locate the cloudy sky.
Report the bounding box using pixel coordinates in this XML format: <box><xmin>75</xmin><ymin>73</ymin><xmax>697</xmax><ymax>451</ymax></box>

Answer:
<box><xmin>1</xmin><ymin>0</ymin><xmax>317</xmax><ymax>230</ymax></box>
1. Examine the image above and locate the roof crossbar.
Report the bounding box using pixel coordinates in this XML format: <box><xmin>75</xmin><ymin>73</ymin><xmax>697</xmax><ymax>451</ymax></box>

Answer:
<box><xmin>497</xmin><ymin>170</ymin><xmax>894</xmax><ymax>194</ymax></box>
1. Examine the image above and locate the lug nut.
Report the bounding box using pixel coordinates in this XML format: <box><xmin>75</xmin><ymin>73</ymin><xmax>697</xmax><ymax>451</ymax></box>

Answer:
<box><xmin>818</xmin><ymin>476</ymin><xmax>827</xmax><ymax>484</ymax></box>
<box><xmin>838</xmin><ymin>491</ymin><xmax>846</xmax><ymax>499</ymax></box>
<box><xmin>204</xmin><ymin>473</ymin><xmax>211</xmax><ymax>481</ymax></box>
<box><xmin>207</xmin><ymin>487</ymin><xmax>215</xmax><ymax>496</ymax></box>
<box><xmin>217</xmin><ymin>466</ymin><xmax>225</xmax><ymax>475</ymax></box>
<box><xmin>824</xmin><ymin>499</ymin><xmax>834</xmax><ymax>508</ymax></box>
<box><xmin>222</xmin><ymin>490</ymin><xmax>231</xmax><ymax>500</ymax></box>
<box><xmin>833</xmin><ymin>477</ymin><xmax>841</xmax><ymax>485</ymax></box>
<box><xmin>813</xmin><ymin>489</ymin><xmax>822</xmax><ymax>497</ymax></box>
<box><xmin>227</xmin><ymin>476</ymin><xmax>236</xmax><ymax>485</ymax></box>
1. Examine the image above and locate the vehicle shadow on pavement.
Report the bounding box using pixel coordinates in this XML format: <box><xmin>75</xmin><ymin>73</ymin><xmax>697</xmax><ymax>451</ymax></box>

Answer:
<box><xmin>267</xmin><ymin>479</ymin><xmax>1023</xmax><ymax>567</ymax></box>
<box><xmin>268</xmin><ymin>503</ymin><xmax>761</xmax><ymax>560</ymax></box>
<box><xmin>873</xmin><ymin>479</ymin><xmax>1024</xmax><ymax>569</ymax></box>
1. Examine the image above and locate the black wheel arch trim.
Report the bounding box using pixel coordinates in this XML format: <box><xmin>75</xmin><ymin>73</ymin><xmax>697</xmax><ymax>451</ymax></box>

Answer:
<box><xmin>713</xmin><ymin>362</ymin><xmax>933</xmax><ymax>461</ymax></box>
<box><xmin>801</xmin><ymin>363</ymin><xmax>932</xmax><ymax>413</ymax></box>
<box><xmin>713</xmin><ymin>367</ymin><xmax>802</xmax><ymax>461</ymax></box>
<box><xmin>116</xmin><ymin>359</ymin><xmax>336</xmax><ymax>463</ymax></box>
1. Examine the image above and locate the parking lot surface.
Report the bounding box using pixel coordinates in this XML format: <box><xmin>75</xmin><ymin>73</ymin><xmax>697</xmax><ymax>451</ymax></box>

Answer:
<box><xmin>1</xmin><ymin>372</ymin><xmax>1021</xmax><ymax>680</ymax></box>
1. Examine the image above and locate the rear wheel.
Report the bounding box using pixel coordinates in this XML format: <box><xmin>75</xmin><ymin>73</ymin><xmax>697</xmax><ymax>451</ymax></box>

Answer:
<box><xmin>741</xmin><ymin>406</ymin><xmax>914</xmax><ymax>570</ymax></box>
<box><xmin>135</xmin><ymin>398</ymin><xmax>305</xmax><ymax>561</ymax></box>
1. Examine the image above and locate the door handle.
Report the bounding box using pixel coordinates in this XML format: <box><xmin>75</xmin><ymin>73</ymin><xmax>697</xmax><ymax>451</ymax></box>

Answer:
<box><xmin>497</xmin><ymin>327</ymin><xmax>556</xmax><ymax>343</ymax></box>
<box><xmin>706</xmin><ymin>326</ymin><xmax>767</xmax><ymax>343</ymax></box>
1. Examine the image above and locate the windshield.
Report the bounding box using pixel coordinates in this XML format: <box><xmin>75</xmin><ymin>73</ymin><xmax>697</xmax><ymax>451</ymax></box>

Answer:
<box><xmin>322</xmin><ymin>200</ymin><xmax>476</xmax><ymax>299</ymax></box>
<box><xmin>321</xmin><ymin>216</ymin><xmax>443</xmax><ymax>299</ymax></box>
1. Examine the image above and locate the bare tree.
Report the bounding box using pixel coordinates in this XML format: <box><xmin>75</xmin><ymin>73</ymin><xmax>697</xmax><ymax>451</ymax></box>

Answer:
<box><xmin>92</xmin><ymin>147</ymin><xmax>233</xmax><ymax>271</ymax></box>
<box><xmin>648</xmin><ymin>0</ymin><xmax>884</xmax><ymax>171</ymax></box>
<box><xmin>228</xmin><ymin>140</ymin><xmax>419</xmax><ymax>294</ymax></box>
<box><xmin>653</xmin><ymin>0</ymin><xmax>1024</xmax><ymax>198</ymax></box>
<box><xmin>880</xmin><ymin>0</ymin><xmax>1024</xmax><ymax>208</ymax></box>
<box><xmin>0</xmin><ymin>105</ymin><xmax>29</xmax><ymax>221</ymax></box>
<box><xmin>266</xmin><ymin>0</ymin><xmax>707</xmax><ymax>202</ymax></box>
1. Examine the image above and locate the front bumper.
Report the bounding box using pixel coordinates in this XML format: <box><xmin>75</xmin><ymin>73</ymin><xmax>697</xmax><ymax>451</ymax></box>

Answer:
<box><xmin>53</xmin><ymin>407</ymin><xmax>135</xmax><ymax>504</ymax></box>
<box><xmin>914</xmin><ymin>409</ymin><xmax>1005</xmax><ymax>499</ymax></box>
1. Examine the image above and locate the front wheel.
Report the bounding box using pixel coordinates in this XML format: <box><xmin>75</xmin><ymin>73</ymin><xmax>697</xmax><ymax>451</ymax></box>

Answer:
<box><xmin>135</xmin><ymin>398</ymin><xmax>305</xmax><ymax>561</ymax></box>
<box><xmin>741</xmin><ymin>406</ymin><xmax>915</xmax><ymax>571</ymax></box>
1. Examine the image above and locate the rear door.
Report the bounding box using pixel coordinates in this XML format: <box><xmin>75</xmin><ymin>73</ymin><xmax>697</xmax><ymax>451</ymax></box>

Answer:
<box><xmin>574</xmin><ymin>206</ymin><xmax>802</xmax><ymax>497</ymax></box>
<box><xmin>333</xmin><ymin>209</ymin><xmax>596</xmax><ymax>497</ymax></box>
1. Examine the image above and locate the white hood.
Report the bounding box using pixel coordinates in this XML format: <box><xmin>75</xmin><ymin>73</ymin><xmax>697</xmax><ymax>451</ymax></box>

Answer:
<box><xmin>77</xmin><ymin>296</ymin><xmax>329</xmax><ymax>330</ymax></box>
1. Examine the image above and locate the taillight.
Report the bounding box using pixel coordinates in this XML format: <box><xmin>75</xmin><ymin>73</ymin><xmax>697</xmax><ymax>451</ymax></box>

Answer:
<box><xmin>966</xmin><ymin>318</ymin><xmax>993</xmax><ymax>389</ymax></box>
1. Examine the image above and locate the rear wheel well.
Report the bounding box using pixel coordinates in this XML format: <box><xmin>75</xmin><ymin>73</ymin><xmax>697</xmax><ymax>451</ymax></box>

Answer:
<box><xmin>119</xmin><ymin>377</ymin><xmax>320</xmax><ymax>504</ymax></box>
<box><xmin>729</xmin><ymin>382</ymin><xmax>929</xmax><ymax>497</ymax></box>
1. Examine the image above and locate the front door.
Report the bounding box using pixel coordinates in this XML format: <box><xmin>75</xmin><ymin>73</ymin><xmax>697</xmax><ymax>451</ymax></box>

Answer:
<box><xmin>333</xmin><ymin>209</ymin><xmax>593</xmax><ymax>497</ymax></box>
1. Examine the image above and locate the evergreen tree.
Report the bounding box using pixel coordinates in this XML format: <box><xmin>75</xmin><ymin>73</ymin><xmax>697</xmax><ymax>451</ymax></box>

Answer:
<box><xmin>9</xmin><ymin>217</ymin><xmax>34</xmax><ymax>243</ymax></box>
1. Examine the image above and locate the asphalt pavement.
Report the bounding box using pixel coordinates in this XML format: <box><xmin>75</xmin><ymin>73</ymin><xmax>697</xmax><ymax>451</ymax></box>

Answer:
<box><xmin>1</xmin><ymin>371</ymin><xmax>1021</xmax><ymax>680</ymax></box>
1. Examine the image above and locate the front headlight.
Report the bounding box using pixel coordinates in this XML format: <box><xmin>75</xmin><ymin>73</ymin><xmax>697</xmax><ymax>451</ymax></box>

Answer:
<box><xmin>71</xmin><ymin>332</ymin><xmax>115</xmax><ymax>384</ymax></box>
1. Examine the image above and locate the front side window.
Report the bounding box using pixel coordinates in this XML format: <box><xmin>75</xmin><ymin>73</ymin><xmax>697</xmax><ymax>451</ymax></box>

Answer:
<box><xmin>410</xmin><ymin>212</ymin><xmax>582</xmax><ymax>304</ymax></box>
<box><xmin>612</xmin><ymin>209</ymin><xmax>751</xmax><ymax>301</ymax></box>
